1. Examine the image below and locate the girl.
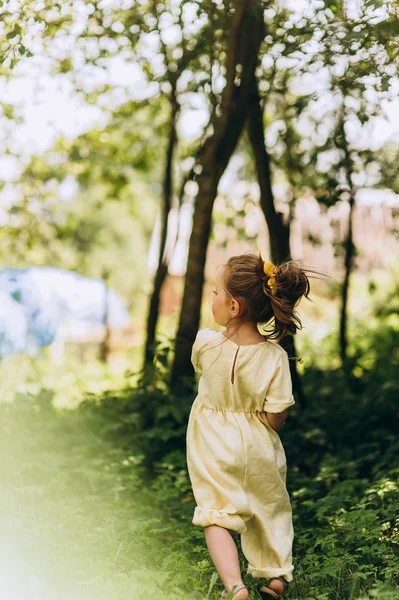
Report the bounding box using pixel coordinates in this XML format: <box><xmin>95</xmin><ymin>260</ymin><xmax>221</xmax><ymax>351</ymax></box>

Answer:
<box><xmin>187</xmin><ymin>253</ymin><xmax>310</xmax><ymax>600</ymax></box>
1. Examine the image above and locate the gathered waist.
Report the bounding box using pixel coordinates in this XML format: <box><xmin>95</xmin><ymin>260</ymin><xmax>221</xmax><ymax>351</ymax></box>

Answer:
<box><xmin>194</xmin><ymin>400</ymin><xmax>264</xmax><ymax>415</ymax></box>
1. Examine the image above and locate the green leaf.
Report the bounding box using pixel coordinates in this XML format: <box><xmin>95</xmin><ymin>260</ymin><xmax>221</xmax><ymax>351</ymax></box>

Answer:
<box><xmin>6</xmin><ymin>24</ymin><xmax>21</xmax><ymax>39</ymax></box>
<box><xmin>206</xmin><ymin>571</ymin><xmax>219</xmax><ymax>598</ymax></box>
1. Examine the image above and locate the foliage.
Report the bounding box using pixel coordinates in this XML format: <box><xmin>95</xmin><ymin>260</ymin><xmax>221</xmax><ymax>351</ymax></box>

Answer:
<box><xmin>0</xmin><ymin>101</ymin><xmax>166</xmax><ymax>310</ymax></box>
<box><xmin>2</xmin><ymin>301</ymin><xmax>399</xmax><ymax>598</ymax></box>
<box><xmin>259</xmin><ymin>0</ymin><xmax>399</xmax><ymax>205</ymax></box>
<box><xmin>374</xmin><ymin>142</ymin><xmax>399</xmax><ymax>194</ymax></box>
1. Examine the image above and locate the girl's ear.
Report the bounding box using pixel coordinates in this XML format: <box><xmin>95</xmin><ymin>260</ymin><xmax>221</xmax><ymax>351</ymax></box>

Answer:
<box><xmin>230</xmin><ymin>297</ymin><xmax>241</xmax><ymax>318</ymax></box>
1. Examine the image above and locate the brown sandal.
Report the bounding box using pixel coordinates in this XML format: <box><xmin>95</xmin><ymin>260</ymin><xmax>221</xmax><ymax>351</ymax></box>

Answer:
<box><xmin>259</xmin><ymin>577</ymin><xmax>288</xmax><ymax>599</ymax></box>
<box><xmin>221</xmin><ymin>583</ymin><xmax>248</xmax><ymax>599</ymax></box>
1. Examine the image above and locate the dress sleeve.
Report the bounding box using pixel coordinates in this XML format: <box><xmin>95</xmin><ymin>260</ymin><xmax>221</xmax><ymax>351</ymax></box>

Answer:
<box><xmin>263</xmin><ymin>351</ymin><xmax>295</xmax><ymax>413</ymax></box>
<box><xmin>191</xmin><ymin>329</ymin><xmax>207</xmax><ymax>373</ymax></box>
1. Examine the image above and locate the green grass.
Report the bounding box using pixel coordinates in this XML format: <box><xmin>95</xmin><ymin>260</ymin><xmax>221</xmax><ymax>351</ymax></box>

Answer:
<box><xmin>1</xmin><ymin>367</ymin><xmax>398</xmax><ymax>600</ymax></box>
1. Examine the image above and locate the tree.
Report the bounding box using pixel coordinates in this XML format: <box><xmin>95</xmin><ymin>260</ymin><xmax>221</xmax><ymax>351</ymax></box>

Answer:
<box><xmin>300</xmin><ymin>0</ymin><xmax>399</xmax><ymax>366</ymax></box>
<box><xmin>3</xmin><ymin>0</ymin><xmax>399</xmax><ymax>382</ymax></box>
<box><xmin>255</xmin><ymin>0</ymin><xmax>399</xmax><ymax>367</ymax></box>
<box><xmin>247</xmin><ymin>77</ymin><xmax>290</xmax><ymax>263</ymax></box>
<box><xmin>142</xmin><ymin>0</ymin><xmax>227</xmax><ymax>370</ymax></box>
<box><xmin>1</xmin><ymin>0</ymin><xmax>232</xmax><ymax>372</ymax></box>
<box><xmin>247</xmin><ymin>74</ymin><xmax>308</xmax><ymax>405</ymax></box>
<box><xmin>171</xmin><ymin>0</ymin><xmax>265</xmax><ymax>388</ymax></box>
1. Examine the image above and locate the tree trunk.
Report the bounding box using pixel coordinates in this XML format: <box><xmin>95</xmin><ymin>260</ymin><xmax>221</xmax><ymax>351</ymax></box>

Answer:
<box><xmin>339</xmin><ymin>194</ymin><xmax>355</xmax><ymax>366</ymax></box>
<box><xmin>171</xmin><ymin>0</ymin><xmax>264</xmax><ymax>390</ymax></box>
<box><xmin>338</xmin><ymin>111</ymin><xmax>356</xmax><ymax>368</ymax></box>
<box><xmin>247</xmin><ymin>79</ymin><xmax>290</xmax><ymax>263</ymax></box>
<box><xmin>100</xmin><ymin>272</ymin><xmax>111</xmax><ymax>363</ymax></box>
<box><xmin>143</xmin><ymin>93</ymin><xmax>178</xmax><ymax>371</ymax></box>
<box><xmin>247</xmin><ymin>76</ymin><xmax>306</xmax><ymax>407</ymax></box>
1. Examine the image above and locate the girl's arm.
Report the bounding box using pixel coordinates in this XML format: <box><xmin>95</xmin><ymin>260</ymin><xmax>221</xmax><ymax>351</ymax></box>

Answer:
<box><xmin>266</xmin><ymin>409</ymin><xmax>288</xmax><ymax>432</ymax></box>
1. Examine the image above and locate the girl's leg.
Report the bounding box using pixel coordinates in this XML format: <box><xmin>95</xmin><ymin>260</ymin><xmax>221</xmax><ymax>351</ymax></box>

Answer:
<box><xmin>204</xmin><ymin>525</ymin><xmax>249</xmax><ymax>598</ymax></box>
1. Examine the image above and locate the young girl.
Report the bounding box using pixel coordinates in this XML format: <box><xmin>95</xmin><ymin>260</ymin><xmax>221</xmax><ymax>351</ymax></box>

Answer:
<box><xmin>187</xmin><ymin>253</ymin><xmax>310</xmax><ymax>600</ymax></box>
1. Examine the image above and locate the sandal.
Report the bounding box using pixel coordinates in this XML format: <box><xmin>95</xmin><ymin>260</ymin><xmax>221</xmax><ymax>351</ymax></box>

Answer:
<box><xmin>221</xmin><ymin>583</ymin><xmax>248</xmax><ymax>599</ymax></box>
<box><xmin>259</xmin><ymin>577</ymin><xmax>287</xmax><ymax>599</ymax></box>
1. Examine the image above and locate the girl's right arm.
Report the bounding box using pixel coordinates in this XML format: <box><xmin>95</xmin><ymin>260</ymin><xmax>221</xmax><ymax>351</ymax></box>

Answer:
<box><xmin>266</xmin><ymin>409</ymin><xmax>288</xmax><ymax>432</ymax></box>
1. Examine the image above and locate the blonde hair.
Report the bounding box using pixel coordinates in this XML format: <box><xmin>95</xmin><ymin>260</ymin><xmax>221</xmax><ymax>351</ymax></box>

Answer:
<box><xmin>223</xmin><ymin>253</ymin><xmax>311</xmax><ymax>340</ymax></box>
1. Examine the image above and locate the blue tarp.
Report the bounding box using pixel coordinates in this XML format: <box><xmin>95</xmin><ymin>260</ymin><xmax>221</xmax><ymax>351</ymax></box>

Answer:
<box><xmin>0</xmin><ymin>267</ymin><xmax>130</xmax><ymax>356</ymax></box>
<box><xmin>0</xmin><ymin>291</ymin><xmax>29</xmax><ymax>356</ymax></box>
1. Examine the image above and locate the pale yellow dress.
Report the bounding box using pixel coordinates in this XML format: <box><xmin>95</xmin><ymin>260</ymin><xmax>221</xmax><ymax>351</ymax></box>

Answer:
<box><xmin>186</xmin><ymin>329</ymin><xmax>295</xmax><ymax>582</ymax></box>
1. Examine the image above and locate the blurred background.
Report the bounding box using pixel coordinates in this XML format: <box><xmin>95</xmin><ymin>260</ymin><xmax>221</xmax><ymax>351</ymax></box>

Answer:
<box><xmin>0</xmin><ymin>0</ymin><xmax>399</xmax><ymax>599</ymax></box>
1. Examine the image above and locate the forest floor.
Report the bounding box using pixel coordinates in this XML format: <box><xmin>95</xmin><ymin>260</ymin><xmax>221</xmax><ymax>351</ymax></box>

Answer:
<box><xmin>1</xmin><ymin>300</ymin><xmax>399</xmax><ymax>599</ymax></box>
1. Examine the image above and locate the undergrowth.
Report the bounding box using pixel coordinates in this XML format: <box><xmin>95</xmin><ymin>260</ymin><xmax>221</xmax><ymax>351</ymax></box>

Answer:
<box><xmin>1</xmin><ymin>312</ymin><xmax>399</xmax><ymax>599</ymax></box>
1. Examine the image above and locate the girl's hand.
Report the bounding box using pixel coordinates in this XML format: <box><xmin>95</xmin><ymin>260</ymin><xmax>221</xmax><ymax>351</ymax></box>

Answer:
<box><xmin>266</xmin><ymin>410</ymin><xmax>288</xmax><ymax>432</ymax></box>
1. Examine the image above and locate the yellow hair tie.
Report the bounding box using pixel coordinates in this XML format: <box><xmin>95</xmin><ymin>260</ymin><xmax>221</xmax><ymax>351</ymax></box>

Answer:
<box><xmin>263</xmin><ymin>261</ymin><xmax>278</xmax><ymax>295</ymax></box>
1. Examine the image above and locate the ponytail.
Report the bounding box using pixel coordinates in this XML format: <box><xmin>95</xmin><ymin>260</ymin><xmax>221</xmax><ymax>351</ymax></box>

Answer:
<box><xmin>262</xmin><ymin>260</ymin><xmax>310</xmax><ymax>340</ymax></box>
<box><xmin>224</xmin><ymin>254</ymin><xmax>312</xmax><ymax>341</ymax></box>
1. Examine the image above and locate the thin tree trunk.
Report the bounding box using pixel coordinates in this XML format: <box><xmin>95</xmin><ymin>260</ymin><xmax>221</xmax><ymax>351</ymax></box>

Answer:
<box><xmin>100</xmin><ymin>271</ymin><xmax>111</xmax><ymax>363</ymax></box>
<box><xmin>247</xmin><ymin>76</ymin><xmax>306</xmax><ymax>407</ymax></box>
<box><xmin>338</xmin><ymin>110</ymin><xmax>356</xmax><ymax>368</ymax></box>
<box><xmin>340</xmin><ymin>194</ymin><xmax>355</xmax><ymax>365</ymax></box>
<box><xmin>144</xmin><ymin>93</ymin><xmax>178</xmax><ymax>370</ymax></box>
<box><xmin>171</xmin><ymin>0</ymin><xmax>264</xmax><ymax>389</ymax></box>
